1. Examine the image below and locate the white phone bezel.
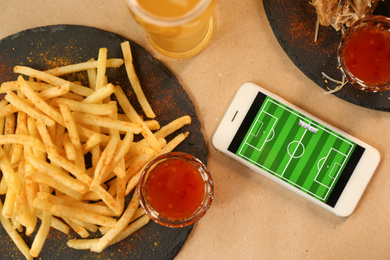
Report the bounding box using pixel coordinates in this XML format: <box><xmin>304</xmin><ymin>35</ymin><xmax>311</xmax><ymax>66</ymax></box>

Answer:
<box><xmin>212</xmin><ymin>82</ymin><xmax>380</xmax><ymax>217</ymax></box>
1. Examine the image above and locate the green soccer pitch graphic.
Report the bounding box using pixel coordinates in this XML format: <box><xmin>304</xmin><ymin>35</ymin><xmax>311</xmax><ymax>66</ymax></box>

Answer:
<box><xmin>236</xmin><ymin>97</ymin><xmax>356</xmax><ymax>202</ymax></box>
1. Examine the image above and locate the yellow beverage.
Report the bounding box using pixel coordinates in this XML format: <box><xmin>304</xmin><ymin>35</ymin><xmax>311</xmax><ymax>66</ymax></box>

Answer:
<box><xmin>138</xmin><ymin>0</ymin><xmax>202</xmax><ymax>18</ymax></box>
<box><xmin>126</xmin><ymin>0</ymin><xmax>217</xmax><ymax>58</ymax></box>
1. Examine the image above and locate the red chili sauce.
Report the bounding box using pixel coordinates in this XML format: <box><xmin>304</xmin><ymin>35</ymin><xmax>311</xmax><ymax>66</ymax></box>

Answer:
<box><xmin>144</xmin><ymin>158</ymin><xmax>205</xmax><ymax>220</ymax></box>
<box><xmin>343</xmin><ymin>26</ymin><xmax>390</xmax><ymax>85</ymax></box>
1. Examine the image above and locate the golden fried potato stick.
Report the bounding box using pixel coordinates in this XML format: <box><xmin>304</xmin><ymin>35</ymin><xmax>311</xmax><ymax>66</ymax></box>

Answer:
<box><xmin>115</xmin><ymin>85</ymin><xmax>160</xmax><ymax>152</ymax></box>
<box><xmin>81</xmin><ymin>133</ymin><xmax>102</xmax><ymax>154</ymax></box>
<box><xmin>59</xmin><ymin>104</ymin><xmax>85</xmax><ymax>170</ymax></box>
<box><xmin>14</xmin><ymin>65</ymin><xmax>94</xmax><ymax>96</ymax></box>
<box><xmin>81</xmin><ymin>83</ymin><xmax>115</xmax><ymax>104</ymax></box>
<box><xmin>45</xmin><ymin>58</ymin><xmax>123</xmax><ymax>76</ymax></box>
<box><xmin>4</xmin><ymin>91</ymin><xmax>55</xmax><ymax>127</ymax></box>
<box><xmin>71</xmin><ymin>112</ymin><xmax>142</xmax><ymax>134</ymax></box>
<box><xmin>38</xmin><ymin>82</ymin><xmax>70</xmax><ymax>100</ymax></box>
<box><xmin>67</xmin><ymin>211</ymin><xmax>149</xmax><ymax>250</ymax></box>
<box><xmin>27</xmin><ymin>156</ymin><xmax>89</xmax><ymax>195</ymax></box>
<box><xmin>30</xmin><ymin>211</ymin><xmax>51</xmax><ymax>258</ymax></box>
<box><xmin>3</xmin><ymin>113</ymin><xmax>16</xmax><ymax>156</ymax></box>
<box><xmin>121</xmin><ymin>41</ymin><xmax>155</xmax><ymax>118</ymax></box>
<box><xmin>109</xmin><ymin>214</ymin><xmax>150</xmax><ymax>246</ymax></box>
<box><xmin>91</xmin><ymin>190</ymin><xmax>139</xmax><ymax>252</ymax></box>
<box><xmin>37</xmin><ymin>192</ymin><xmax>116</xmax><ymax>217</ymax></box>
<box><xmin>1</xmin><ymin>81</ymin><xmax>52</xmax><ymax>93</ymax></box>
<box><xmin>36</xmin><ymin>212</ymin><xmax>70</xmax><ymax>234</ymax></box>
<box><xmin>0</xmin><ymin>134</ymin><xmax>46</xmax><ymax>153</ymax></box>
<box><xmin>92</xmin><ymin>134</ymin><xmax>119</xmax><ymax>188</ymax></box>
<box><xmin>50</xmin><ymin>204</ymin><xmax>117</xmax><ymax>227</ymax></box>
<box><xmin>28</xmin><ymin>171</ymin><xmax>83</xmax><ymax>201</ymax></box>
<box><xmin>96</xmin><ymin>48</ymin><xmax>108</xmax><ymax>90</ymax></box>
<box><xmin>62</xmin><ymin>133</ymin><xmax>77</xmax><ymax>161</ymax></box>
<box><xmin>53</xmin><ymin>98</ymin><xmax>116</xmax><ymax>115</ymax></box>
<box><xmin>62</xmin><ymin>217</ymin><xmax>90</xmax><ymax>238</ymax></box>
<box><xmin>0</xmin><ymin>200</ymin><xmax>33</xmax><ymax>260</ymax></box>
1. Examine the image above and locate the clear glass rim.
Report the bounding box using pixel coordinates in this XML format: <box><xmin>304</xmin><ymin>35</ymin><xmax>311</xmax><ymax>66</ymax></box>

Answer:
<box><xmin>138</xmin><ymin>152</ymin><xmax>214</xmax><ymax>228</ymax></box>
<box><xmin>125</xmin><ymin>0</ymin><xmax>213</xmax><ymax>27</ymax></box>
<box><xmin>337</xmin><ymin>15</ymin><xmax>390</xmax><ymax>92</ymax></box>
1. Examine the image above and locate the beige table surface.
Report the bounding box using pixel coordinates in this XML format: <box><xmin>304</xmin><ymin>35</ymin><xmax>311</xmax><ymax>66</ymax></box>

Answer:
<box><xmin>1</xmin><ymin>0</ymin><xmax>390</xmax><ymax>259</ymax></box>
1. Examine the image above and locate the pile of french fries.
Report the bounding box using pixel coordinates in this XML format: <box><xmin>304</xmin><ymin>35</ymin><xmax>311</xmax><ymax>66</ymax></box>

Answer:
<box><xmin>0</xmin><ymin>41</ymin><xmax>192</xmax><ymax>259</ymax></box>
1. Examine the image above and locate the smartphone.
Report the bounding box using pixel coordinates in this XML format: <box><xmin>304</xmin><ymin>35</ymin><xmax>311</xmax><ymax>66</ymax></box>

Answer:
<box><xmin>212</xmin><ymin>82</ymin><xmax>380</xmax><ymax>217</ymax></box>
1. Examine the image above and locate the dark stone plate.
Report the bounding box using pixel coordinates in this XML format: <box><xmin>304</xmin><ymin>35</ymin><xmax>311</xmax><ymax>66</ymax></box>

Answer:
<box><xmin>0</xmin><ymin>25</ymin><xmax>207</xmax><ymax>260</ymax></box>
<box><xmin>263</xmin><ymin>0</ymin><xmax>390</xmax><ymax>111</ymax></box>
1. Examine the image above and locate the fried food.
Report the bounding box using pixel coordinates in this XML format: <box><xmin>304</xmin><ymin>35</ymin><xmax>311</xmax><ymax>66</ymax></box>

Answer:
<box><xmin>0</xmin><ymin>41</ymin><xmax>192</xmax><ymax>259</ymax></box>
<box><xmin>311</xmin><ymin>0</ymin><xmax>381</xmax><ymax>31</ymax></box>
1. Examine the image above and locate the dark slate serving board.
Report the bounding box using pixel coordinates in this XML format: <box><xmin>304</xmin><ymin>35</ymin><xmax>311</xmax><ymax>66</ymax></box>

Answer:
<box><xmin>0</xmin><ymin>25</ymin><xmax>207</xmax><ymax>260</ymax></box>
<box><xmin>263</xmin><ymin>0</ymin><xmax>390</xmax><ymax>111</ymax></box>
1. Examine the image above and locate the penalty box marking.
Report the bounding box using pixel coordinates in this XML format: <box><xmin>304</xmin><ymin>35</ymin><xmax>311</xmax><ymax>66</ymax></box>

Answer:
<box><xmin>315</xmin><ymin>148</ymin><xmax>347</xmax><ymax>189</ymax></box>
<box><xmin>247</xmin><ymin>111</ymin><xmax>277</xmax><ymax>152</ymax></box>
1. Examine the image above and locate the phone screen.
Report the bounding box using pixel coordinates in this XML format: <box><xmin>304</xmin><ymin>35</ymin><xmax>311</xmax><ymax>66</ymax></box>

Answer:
<box><xmin>228</xmin><ymin>92</ymin><xmax>365</xmax><ymax>207</ymax></box>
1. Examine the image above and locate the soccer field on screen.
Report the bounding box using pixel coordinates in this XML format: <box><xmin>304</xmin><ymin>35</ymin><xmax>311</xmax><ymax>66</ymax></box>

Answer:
<box><xmin>237</xmin><ymin>97</ymin><xmax>356</xmax><ymax>202</ymax></box>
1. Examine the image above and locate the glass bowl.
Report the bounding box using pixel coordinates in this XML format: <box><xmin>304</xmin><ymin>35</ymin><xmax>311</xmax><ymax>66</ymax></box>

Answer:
<box><xmin>138</xmin><ymin>152</ymin><xmax>213</xmax><ymax>228</ymax></box>
<box><xmin>337</xmin><ymin>15</ymin><xmax>390</xmax><ymax>92</ymax></box>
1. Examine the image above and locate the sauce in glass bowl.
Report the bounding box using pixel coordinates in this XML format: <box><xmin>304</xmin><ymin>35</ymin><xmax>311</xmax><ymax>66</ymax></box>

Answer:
<box><xmin>138</xmin><ymin>152</ymin><xmax>213</xmax><ymax>228</ymax></box>
<box><xmin>338</xmin><ymin>15</ymin><xmax>390</xmax><ymax>92</ymax></box>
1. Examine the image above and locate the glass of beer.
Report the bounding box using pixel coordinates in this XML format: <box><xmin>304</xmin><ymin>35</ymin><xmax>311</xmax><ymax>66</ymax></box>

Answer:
<box><xmin>124</xmin><ymin>0</ymin><xmax>217</xmax><ymax>59</ymax></box>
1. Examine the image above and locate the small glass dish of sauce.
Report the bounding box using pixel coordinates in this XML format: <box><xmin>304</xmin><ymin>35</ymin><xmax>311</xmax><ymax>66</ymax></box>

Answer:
<box><xmin>138</xmin><ymin>152</ymin><xmax>213</xmax><ymax>228</ymax></box>
<box><xmin>338</xmin><ymin>15</ymin><xmax>390</xmax><ymax>92</ymax></box>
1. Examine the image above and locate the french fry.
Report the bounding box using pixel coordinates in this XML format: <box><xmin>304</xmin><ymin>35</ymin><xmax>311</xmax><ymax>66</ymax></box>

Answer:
<box><xmin>4</xmin><ymin>91</ymin><xmax>56</xmax><ymax>127</ymax></box>
<box><xmin>1</xmin><ymin>81</ymin><xmax>52</xmax><ymax>93</ymax></box>
<box><xmin>87</xmin><ymin>59</ymin><xmax>98</xmax><ymax>90</ymax></box>
<box><xmin>36</xmin><ymin>212</ymin><xmax>70</xmax><ymax>234</ymax></box>
<box><xmin>37</xmin><ymin>192</ymin><xmax>115</xmax><ymax>217</ymax></box>
<box><xmin>91</xmin><ymin>190</ymin><xmax>139</xmax><ymax>252</ymax></box>
<box><xmin>81</xmin><ymin>133</ymin><xmax>102</xmax><ymax>154</ymax></box>
<box><xmin>62</xmin><ymin>133</ymin><xmax>77</xmax><ymax>161</ymax></box>
<box><xmin>53</xmin><ymin>98</ymin><xmax>116</xmax><ymax>115</ymax></box>
<box><xmin>30</xmin><ymin>211</ymin><xmax>51</xmax><ymax>258</ymax></box>
<box><xmin>0</xmin><ymin>201</ymin><xmax>33</xmax><ymax>260</ymax></box>
<box><xmin>38</xmin><ymin>82</ymin><xmax>70</xmax><ymax>100</ymax></box>
<box><xmin>28</xmin><ymin>171</ymin><xmax>83</xmax><ymax>201</ymax></box>
<box><xmin>14</xmin><ymin>65</ymin><xmax>94</xmax><ymax>96</ymax></box>
<box><xmin>15</xmin><ymin>159</ymin><xmax>37</xmax><ymax>236</ymax></box>
<box><xmin>16</xmin><ymin>76</ymin><xmax>68</xmax><ymax>128</ymax></box>
<box><xmin>0</xmin><ymin>147</ymin><xmax>22</xmax><ymax>193</ymax></box>
<box><xmin>82</xmin><ymin>83</ymin><xmax>115</xmax><ymax>104</ymax></box>
<box><xmin>72</xmin><ymin>219</ymin><xmax>99</xmax><ymax>233</ymax></box>
<box><xmin>2</xmin><ymin>189</ymin><xmax>17</xmax><ymax>218</ymax></box>
<box><xmin>0</xmin><ymin>41</ymin><xmax>195</xmax><ymax>259</ymax></box>
<box><xmin>47</xmin><ymin>153</ymin><xmax>92</xmax><ymax>186</ymax></box>
<box><xmin>155</xmin><ymin>115</ymin><xmax>191</xmax><ymax>139</ymax></box>
<box><xmin>62</xmin><ymin>217</ymin><xmax>89</xmax><ymax>238</ymax></box>
<box><xmin>0</xmin><ymin>177</ymin><xmax>7</xmax><ymax>195</ymax></box>
<box><xmin>59</xmin><ymin>104</ymin><xmax>85</xmax><ymax>169</ymax></box>
<box><xmin>121</xmin><ymin>41</ymin><xmax>155</xmax><ymax>118</ymax></box>
<box><xmin>96</xmin><ymin>48</ymin><xmax>108</xmax><ymax>90</ymax></box>
<box><xmin>108</xmin><ymin>214</ymin><xmax>150</xmax><ymax>246</ymax></box>
<box><xmin>115</xmin><ymin>85</ymin><xmax>160</xmax><ymax>152</ymax></box>
<box><xmin>45</xmin><ymin>58</ymin><xmax>123</xmax><ymax>76</ymax></box>
<box><xmin>50</xmin><ymin>204</ymin><xmax>117</xmax><ymax>227</ymax></box>
<box><xmin>3</xmin><ymin>113</ymin><xmax>16</xmax><ymax>156</ymax></box>
<box><xmin>0</xmin><ymin>133</ymin><xmax>43</xmax><ymax>154</ymax></box>
<box><xmin>103</xmin><ymin>133</ymin><xmax>134</xmax><ymax>181</ymax></box>
<box><xmin>71</xmin><ymin>112</ymin><xmax>142</xmax><ymax>134</ymax></box>
<box><xmin>34</xmin><ymin>119</ymin><xmax>58</xmax><ymax>155</ymax></box>
<box><xmin>92</xmin><ymin>134</ymin><xmax>119</xmax><ymax>188</ymax></box>
<box><xmin>27</xmin><ymin>156</ymin><xmax>88</xmax><ymax>195</ymax></box>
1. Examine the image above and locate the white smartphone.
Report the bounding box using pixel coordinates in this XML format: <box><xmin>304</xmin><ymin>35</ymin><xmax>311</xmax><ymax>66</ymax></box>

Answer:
<box><xmin>212</xmin><ymin>82</ymin><xmax>380</xmax><ymax>217</ymax></box>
